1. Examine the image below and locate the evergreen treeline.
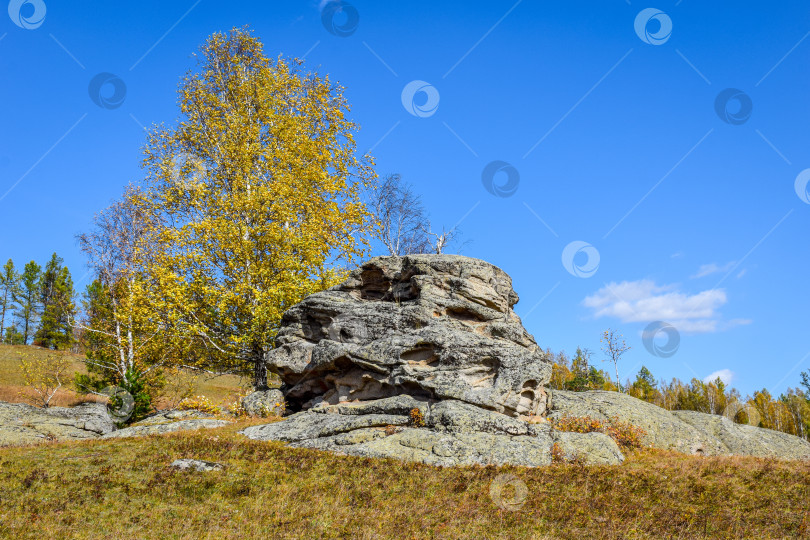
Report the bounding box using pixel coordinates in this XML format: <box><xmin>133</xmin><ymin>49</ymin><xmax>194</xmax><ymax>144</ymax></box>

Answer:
<box><xmin>548</xmin><ymin>348</ymin><xmax>810</xmax><ymax>441</ymax></box>
<box><xmin>0</xmin><ymin>254</ymin><xmax>76</xmax><ymax>349</ymax></box>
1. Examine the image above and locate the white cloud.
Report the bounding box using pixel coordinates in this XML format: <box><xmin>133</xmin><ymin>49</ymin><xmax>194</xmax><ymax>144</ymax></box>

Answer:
<box><xmin>703</xmin><ymin>369</ymin><xmax>734</xmax><ymax>385</ymax></box>
<box><xmin>692</xmin><ymin>261</ymin><xmax>736</xmax><ymax>279</ymax></box>
<box><xmin>583</xmin><ymin>280</ymin><xmax>750</xmax><ymax>334</ymax></box>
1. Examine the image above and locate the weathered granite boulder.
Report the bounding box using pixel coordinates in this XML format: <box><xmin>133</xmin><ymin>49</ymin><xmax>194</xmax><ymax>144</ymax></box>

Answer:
<box><xmin>266</xmin><ymin>255</ymin><xmax>550</xmax><ymax>417</ymax></box>
<box><xmin>103</xmin><ymin>409</ymin><xmax>230</xmax><ymax>439</ymax></box>
<box><xmin>243</xmin><ymin>255</ymin><xmax>565</xmax><ymax>466</ymax></box>
<box><xmin>0</xmin><ymin>401</ymin><xmax>115</xmax><ymax>446</ymax></box>
<box><xmin>242</xmin><ymin>389</ymin><xmax>285</xmax><ymax>417</ymax></box>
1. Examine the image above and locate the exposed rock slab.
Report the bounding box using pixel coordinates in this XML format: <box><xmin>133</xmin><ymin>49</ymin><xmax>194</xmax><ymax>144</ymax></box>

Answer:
<box><xmin>672</xmin><ymin>410</ymin><xmax>810</xmax><ymax>459</ymax></box>
<box><xmin>0</xmin><ymin>401</ymin><xmax>115</xmax><ymax>446</ymax></box>
<box><xmin>102</xmin><ymin>409</ymin><xmax>230</xmax><ymax>439</ymax></box>
<box><xmin>550</xmin><ymin>390</ymin><xmax>810</xmax><ymax>459</ymax></box>
<box><xmin>242</xmin><ymin>397</ymin><xmax>555</xmax><ymax>467</ymax></box>
<box><xmin>548</xmin><ymin>390</ymin><xmax>726</xmax><ymax>456</ymax></box>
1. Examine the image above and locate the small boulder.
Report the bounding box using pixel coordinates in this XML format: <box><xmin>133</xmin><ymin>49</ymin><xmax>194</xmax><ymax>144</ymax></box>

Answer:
<box><xmin>170</xmin><ymin>459</ymin><xmax>224</xmax><ymax>472</ymax></box>
<box><xmin>242</xmin><ymin>389</ymin><xmax>285</xmax><ymax>417</ymax></box>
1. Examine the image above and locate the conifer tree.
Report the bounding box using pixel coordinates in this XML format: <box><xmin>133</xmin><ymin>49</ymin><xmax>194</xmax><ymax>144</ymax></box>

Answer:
<box><xmin>0</xmin><ymin>259</ymin><xmax>19</xmax><ymax>343</ymax></box>
<box><xmin>15</xmin><ymin>261</ymin><xmax>41</xmax><ymax>345</ymax></box>
<box><xmin>35</xmin><ymin>254</ymin><xmax>76</xmax><ymax>349</ymax></box>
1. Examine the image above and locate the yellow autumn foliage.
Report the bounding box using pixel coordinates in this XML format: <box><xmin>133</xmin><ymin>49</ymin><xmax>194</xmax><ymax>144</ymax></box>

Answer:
<box><xmin>135</xmin><ymin>28</ymin><xmax>376</xmax><ymax>387</ymax></box>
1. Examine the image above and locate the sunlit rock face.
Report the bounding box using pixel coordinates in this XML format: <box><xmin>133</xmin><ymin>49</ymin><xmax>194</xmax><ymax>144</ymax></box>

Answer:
<box><xmin>242</xmin><ymin>255</ymin><xmax>562</xmax><ymax>467</ymax></box>
<box><xmin>264</xmin><ymin>254</ymin><xmax>552</xmax><ymax>417</ymax></box>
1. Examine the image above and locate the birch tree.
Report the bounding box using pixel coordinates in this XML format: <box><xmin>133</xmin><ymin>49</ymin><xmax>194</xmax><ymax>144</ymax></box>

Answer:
<box><xmin>600</xmin><ymin>328</ymin><xmax>630</xmax><ymax>393</ymax></box>
<box><xmin>370</xmin><ymin>174</ymin><xmax>430</xmax><ymax>255</ymax></box>
<box><xmin>74</xmin><ymin>189</ymin><xmax>165</xmax><ymax>391</ymax></box>
<box><xmin>136</xmin><ymin>28</ymin><xmax>375</xmax><ymax>389</ymax></box>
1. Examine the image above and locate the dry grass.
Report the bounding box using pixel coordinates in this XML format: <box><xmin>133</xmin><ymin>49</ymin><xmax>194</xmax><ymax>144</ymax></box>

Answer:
<box><xmin>0</xmin><ymin>344</ymin><xmax>90</xmax><ymax>407</ymax></box>
<box><xmin>0</xmin><ymin>421</ymin><xmax>809</xmax><ymax>539</ymax></box>
<box><xmin>2</xmin><ymin>345</ymin><xmax>808</xmax><ymax>538</ymax></box>
<box><xmin>0</xmin><ymin>344</ymin><xmax>244</xmax><ymax>410</ymax></box>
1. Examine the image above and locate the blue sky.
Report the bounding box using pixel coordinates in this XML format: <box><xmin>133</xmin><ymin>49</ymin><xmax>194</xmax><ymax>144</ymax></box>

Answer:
<box><xmin>1</xmin><ymin>0</ymin><xmax>808</xmax><ymax>396</ymax></box>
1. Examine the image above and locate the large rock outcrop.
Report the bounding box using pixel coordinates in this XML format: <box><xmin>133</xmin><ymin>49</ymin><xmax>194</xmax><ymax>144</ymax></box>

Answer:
<box><xmin>243</xmin><ymin>255</ymin><xmax>810</xmax><ymax>466</ymax></box>
<box><xmin>266</xmin><ymin>255</ymin><xmax>550</xmax><ymax>417</ymax></box>
<box><xmin>242</xmin><ymin>255</ymin><xmax>567</xmax><ymax>466</ymax></box>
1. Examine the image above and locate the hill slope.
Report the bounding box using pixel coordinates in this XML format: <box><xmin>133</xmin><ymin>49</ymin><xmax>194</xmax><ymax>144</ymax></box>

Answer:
<box><xmin>0</xmin><ymin>420</ymin><xmax>808</xmax><ymax>539</ymax></box>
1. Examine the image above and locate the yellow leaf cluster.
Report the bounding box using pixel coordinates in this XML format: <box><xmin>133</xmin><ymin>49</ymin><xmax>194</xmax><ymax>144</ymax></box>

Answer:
<box><xmin>134</xmin><ymin>28</ymin><xmax>377</xmax><ymax>384</ymax></box>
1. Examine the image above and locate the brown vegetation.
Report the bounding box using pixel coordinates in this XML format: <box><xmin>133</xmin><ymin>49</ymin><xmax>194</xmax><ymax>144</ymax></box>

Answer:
<box><xmin>0</xmin><ymin>344</ymin><xmax>244</xmax><ymax>410</ymax></box>
<box><xmin>0</xmin><ymin>420</ymin><xmax>808</xmax><ymax>539</ymax></box>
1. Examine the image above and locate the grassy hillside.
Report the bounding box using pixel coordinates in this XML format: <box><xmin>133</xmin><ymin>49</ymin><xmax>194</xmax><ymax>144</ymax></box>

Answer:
<box><xmin>0</xmin><ymin>344</ymin><xmax>244</xmax><ymax>409</ymax></box>
<box><xmin>0</xmin><ymin>344</ymin><xmax>88</xmax><ymax>406</ymax></box>
<box><xmin>0</xmin><ymin>421</ymin><xmax>808</xmax><ymax>539</ymax></box>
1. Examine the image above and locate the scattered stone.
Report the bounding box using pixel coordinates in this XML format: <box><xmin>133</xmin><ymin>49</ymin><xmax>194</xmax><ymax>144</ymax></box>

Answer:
<box><xmin>170</xmin><ymin>459</ymin><xmax>224</xmax><ymax>472</ymax></box>
<box><xmin>0</xmin><ymin>401</ymin><xmax>115</xmax><ymax>446</ymax></box>
<box><xmin>242</xmin><ymin>389</ymin><xmax>285</xmax><ymax>417</ymax></box>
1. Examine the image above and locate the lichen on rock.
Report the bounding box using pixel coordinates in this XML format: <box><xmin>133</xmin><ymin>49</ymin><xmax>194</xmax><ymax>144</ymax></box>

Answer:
<box><xmin>243</xmin><ymin>255</ymin><xmax>563</xmax><ymax>466</ymax></box>
<box><xmin>266</xmin><ymin>254</ymin><xmax>551</xmax><ymax>417</ymax></box>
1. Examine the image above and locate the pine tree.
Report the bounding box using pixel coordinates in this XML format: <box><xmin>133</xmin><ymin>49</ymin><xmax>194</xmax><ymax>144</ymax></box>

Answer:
<box><xmin>629</xmin><ymin>366</ymin><xmax>659</xmax><ymax>403</ymax></box>
<box><xmin>34</xmin><ymin>254</ymin><xmax>76</xmax><ymax>349</ymax></box>
<box><xmin>0</xmin><ymin>259</ymin><xmax>19</xmax><ymax>343</ymax></box>
<box><xmin>15</xmin><ymin>261</ymin><xmax>41</xmax><ymax>345</ymax></box>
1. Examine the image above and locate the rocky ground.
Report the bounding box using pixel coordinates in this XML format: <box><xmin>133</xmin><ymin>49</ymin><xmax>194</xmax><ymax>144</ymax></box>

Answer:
<box><xmin>242</xmin><ymin>255</ymin><xmax>810</xmax><ymax>465</ymax></box>
<box><xmin>0</xmin><ymin>402</ymin><xmax>229</xmax><ymax>446</ymax></box>
<box><xmin>3</xmin><ymin>254</ymin><xmax>809</xmax><ymax>466</ymax></box>
<box><xmin>0</xmin><ymin>401</ymin><xmax>115</xmax><ymax>446</ymax></box>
